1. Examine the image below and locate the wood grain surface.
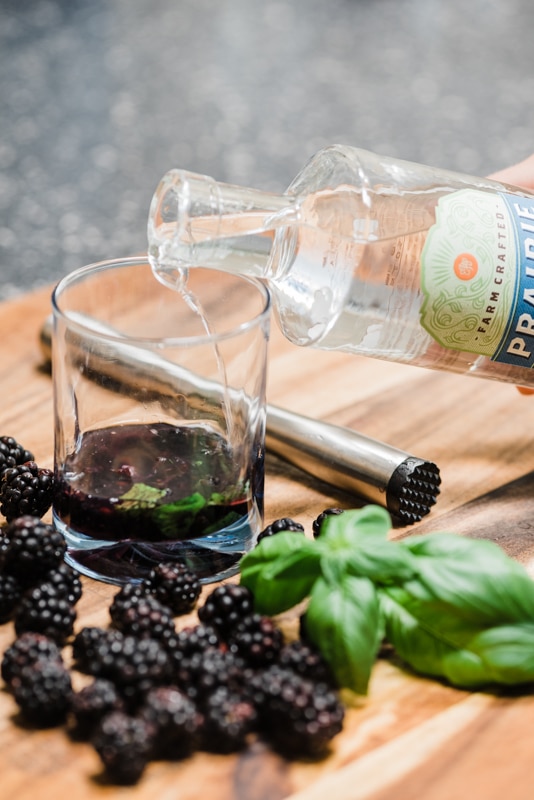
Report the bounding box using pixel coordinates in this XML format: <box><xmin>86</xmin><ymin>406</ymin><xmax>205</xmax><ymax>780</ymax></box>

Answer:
<box><xmin>1</xmin><ymin>281</ymin><xmax>534</xmax><ymax>799</ymax></box>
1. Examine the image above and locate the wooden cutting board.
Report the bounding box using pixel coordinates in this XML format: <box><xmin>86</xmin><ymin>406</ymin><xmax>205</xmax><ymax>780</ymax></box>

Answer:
<box><xmin>1</xmin><ymin>282</ymin><xmax>534</xmax><ymax>800</ymax></box>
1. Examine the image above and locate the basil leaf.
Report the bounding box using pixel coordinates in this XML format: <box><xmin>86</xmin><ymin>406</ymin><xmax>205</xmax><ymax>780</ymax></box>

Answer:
<box><xmin>438</xmin><ymin>624</ymin><xmax>534</xmax><ymax>688</ymax></box>
<box><xmin>238</xmin><ymin>505</ymin><xmax>534</xmax><ymax>694</ymax></box>
<box><xmin>152</xmin><ymin>491</ymin><xmax>207</xmax><ymax>537</ymax></box>
<box><xmin>399</xmin><ymin>533</ymin><xmax>534</xmax><ymax>627</ymax></box>
<box><xmin>240</xmin><ymin>533</ymin><xmax>321</xmax><ymax>616</ymax></box>
<box><xmin>379</xmin><ymin>590</ymin><xmax>461</xmax><ymax>681</ymax></box>
<box><xmin>316</xmin><ymin>505</ymin><xmax>415</xmax><ymax>585</ymax></box>
<box><xmin>116</xmin><ymin>485</ymin><xmax>211</xmax><ymax>538</ymax></box>
<box><xmin>342</xmin><ymin>541</ymin><xmax>417</xmax><ymax>585</ymax></box>
<box><xmin>460</xmin><ymin>623</ymin><xmax>534</xmax><ymax>685</ymax></box>
<box><xmin>117</xmin><ymin>482</ymin><xmax>168</xmax><ymax>510</ymax></box>
<box><xmin>382</xmin><ymin>587</ymin><xmax>534</xmax><ymax>687</ymax></box>
<box><xmin>319</xmin><ymin>505</ymin><xmax>391</xmax><ymax>548</ymax></box>
<box><xmin>382</xmin><ymin>583</ymin><xmax>487</xmax><ymax>646</ymax></box>
<box><xmin>305</xmin><ymin>573</ymin><xmax>382</xmax><ymax>694</ymax></box>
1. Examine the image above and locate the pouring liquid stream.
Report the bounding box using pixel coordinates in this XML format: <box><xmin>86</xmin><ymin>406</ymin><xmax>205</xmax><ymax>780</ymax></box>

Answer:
<box><xmin>165</xmin><ymin>268</ymin><xmax>238</xmax><ymax>446</ymax></box>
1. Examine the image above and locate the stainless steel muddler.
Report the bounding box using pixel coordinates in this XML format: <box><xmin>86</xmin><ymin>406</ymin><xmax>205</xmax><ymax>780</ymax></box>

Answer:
<box><xmin>39</xmin><ymin>315</ymin><xmax>440</xmax><ymax>524</ymax></box>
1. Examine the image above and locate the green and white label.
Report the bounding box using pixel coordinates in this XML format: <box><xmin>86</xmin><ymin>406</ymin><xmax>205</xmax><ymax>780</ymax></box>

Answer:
<box><xmin>420</xmin><ymin>189</ymin><xmax>517</xmax><ymax>359</ymax></box>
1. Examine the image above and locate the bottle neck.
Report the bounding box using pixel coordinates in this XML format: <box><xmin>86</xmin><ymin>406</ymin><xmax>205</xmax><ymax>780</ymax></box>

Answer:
<box><xmin>147</xmin><ymin>169</ymin><xmax>298</xmax><ymax>283</ymax></box>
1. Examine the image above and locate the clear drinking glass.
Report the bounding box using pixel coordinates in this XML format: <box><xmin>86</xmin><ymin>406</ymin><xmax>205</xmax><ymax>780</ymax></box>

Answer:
<box><xmin>51</xmin><ymin>256</ymin><xmax>270</xmax><ymax>585</ymax></box>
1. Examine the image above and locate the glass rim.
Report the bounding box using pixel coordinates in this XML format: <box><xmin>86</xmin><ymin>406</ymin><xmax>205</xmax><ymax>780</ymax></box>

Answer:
<box><xmin>52</xmin><ymin>256</ymin><xmax>271</xmax><ymax>348</ymax></box>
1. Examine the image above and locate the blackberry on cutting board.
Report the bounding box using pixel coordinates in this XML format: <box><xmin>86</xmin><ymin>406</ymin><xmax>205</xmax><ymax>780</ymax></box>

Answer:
<box><xmin>14</xmin><ymin>582</ymin><xmax>76</xmax><ymax>643</ymax></box>
<box><xmin>101</xmin><ymin>635</ymin><xmax>172</xmax><ymax>708</ymax></box>
<box><xmin>0</xmin><ymin>461</ymin><xmax>55</xmax><ymax>522</ymax></box>
<box><xmin>106</xmin><ymin>582</ymin><xmax>147</xmax><ymax>626</ymax></box>
<box><xmin>1</xmin><ymin>631</ymin><xmax>63</xmax><ymax>688</ymax></box>
<box><xmin>12</xmin><ymin>657</ymin><xmax>73</xmax><ymax>727</ymax></box>
<box><xmin>1</xmin><ymin>516</ymin><xmax>66</xmax><ymax>585</ymax></box>
<box><xmin>145</xmin><ymin>562</ymin><xmax>201</xmax><ymax>615</ymax></box>
<box><xmin>228</xmin><ymin>613</ymin><xmax>284</xmax><ymax>667</ymax></box>
<box><xmin>278</xmin><ymin>639</ymin><xmax>337</xmax><ymax>686</ymax></box>
<box><xmin>109</xmin><ymin>589</ymin><xmax>176</xmax><ymax>645</ymax></box>
<box><xmin>37</xmin><ymin>562</ymin><xmax>82</xmax><ymax>606</ymax></box>
<box><xmin>165</xmin><ymin>623</ymin><xmax>221</xmax><ymax>677</ymax></box>
<box><xmin>312</xmin><ymin>507</ymin><xmax>344</xmax><ymax>538</ymax></box>
<box><xmin>257</xmin><ymin>517</ymin><xmax>305</xmax><ymax>543</ymax></box>
<box><xmin>252</xmin><ymin>666</ymin><xmax>345</xmax><ymax>759</ymax></box>
<box><xmin>197</xmin><ymin>583</ymin><xmax>254</xmax><ymax>639</ymax></box>
<box><xmin>0</xmin><ymin>572</ymin><xmax>22</xmax><ymax>623</ymax></box>
<box><xmin>71</xmin><ymin>626</ymin><xmax>126</xmax><ymax>677</ymax></box>
<box><xmin>0</xmin><ymin>436</ymin><xmax>33</xmax><ymax>478</ymax></box>
<box><xmin>139</xmin><ymin>685</ymin><xmax>203</xmax><ymax>758</ymax></box>
<box><xmin>107</xmin><ymin>581</ymin><xmax>146</xmax><ymax>612</ymax></box>
<box><xmin>0</xmin><ymin>528</ymin><xmax>10</xmax><ymax>561</ymax></box>
<box><xmin>175</xmin><ymin>646</ymin><xmax>248</xmax><ymax>705</ymax></box>
<box><xmin>201</xmin><ymin>685</ymin><xmax>258</xmax><ymax>753</ymax></box>
<box><xmin>69</xmin><ymin>679</ymin><xmax>126</xmax><ymax>739</ymax></box>
<box><xmin>92</xmin><ymin>710</ymin><xmax>154</xmax><ymax>785</ymax></box>
<box><xmin>169</xmin><ymin>623</ymin><xmax>221</xmax><ymax>659</ymax></box>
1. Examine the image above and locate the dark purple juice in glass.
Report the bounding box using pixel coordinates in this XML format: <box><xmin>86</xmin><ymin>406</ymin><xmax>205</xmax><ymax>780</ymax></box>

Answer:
<box><xmin>53</xmin><ymin>422</ymin><xmax>264</xmax><ymax>584</ymax></box>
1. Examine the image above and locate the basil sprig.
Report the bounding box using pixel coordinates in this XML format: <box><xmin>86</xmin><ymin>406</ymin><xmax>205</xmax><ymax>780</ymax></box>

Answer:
<box><xmin>115</xmin><ymin>483</ymin><xmax>241</xmax><ymax>538</ymax></box>
<box><xmin>239</xmin><ymin>505</ymin><xmax>534</xmax><ymax>694</ymax></box>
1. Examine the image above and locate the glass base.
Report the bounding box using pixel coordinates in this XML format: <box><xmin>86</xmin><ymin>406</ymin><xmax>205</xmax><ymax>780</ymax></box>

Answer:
<box><xmin>53</xmin><ymin>510</ymin><xmax>259</xmax><ymax>586</ymax></box>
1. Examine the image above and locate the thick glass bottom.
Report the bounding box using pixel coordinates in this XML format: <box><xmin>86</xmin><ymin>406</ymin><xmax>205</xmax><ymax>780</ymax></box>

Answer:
<box><xmin>53</xmin><ymin>510</ymin><xmax>258</xmax><ymax>585</ymax></box>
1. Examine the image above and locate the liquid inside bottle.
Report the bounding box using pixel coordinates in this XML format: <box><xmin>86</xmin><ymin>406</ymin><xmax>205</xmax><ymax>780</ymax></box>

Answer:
<box><xmin>148</xmin><ymin>145</ymin><xmax>534</xmax><ymax>386</ymax></box>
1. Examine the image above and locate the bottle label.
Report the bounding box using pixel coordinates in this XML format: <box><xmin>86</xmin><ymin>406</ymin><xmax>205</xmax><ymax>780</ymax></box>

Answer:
<box><xmin>420</xmin><ymin>189</ymin><xmax>534</xmax><ymax>367</ymax></box>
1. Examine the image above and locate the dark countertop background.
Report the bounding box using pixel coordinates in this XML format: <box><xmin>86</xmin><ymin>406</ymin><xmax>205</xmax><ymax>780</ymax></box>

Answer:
<box><xmin>1</xmin><ymin>0</ymin><xmax>533</xmax><ymax>301</ymax></box>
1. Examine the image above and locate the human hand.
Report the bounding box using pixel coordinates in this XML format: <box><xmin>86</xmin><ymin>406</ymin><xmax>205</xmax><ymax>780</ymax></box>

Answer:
<box><xmin>489</xmin><ymin>153</ymin><xmax>534</xmax><ymax>190</ymax></box>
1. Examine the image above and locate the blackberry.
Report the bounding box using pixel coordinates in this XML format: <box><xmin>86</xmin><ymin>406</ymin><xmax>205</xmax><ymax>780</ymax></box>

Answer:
<box><xmin>165</xmin><ymin>623</ymin><xmax>221</xmax><ymax>676</ymax></box>
<box><xmin>257</xmin><ymin>517</ymin><xmax>305</xmax><ymax>543</ymax></box>
<box><xmin>103</xmin><ymin>636</ymin><xmax>172</xmax><ymax>707</ymax></box>
<box><xmin>0</xmin><ymin>461</ymin><xmax>55</xmax><ymax>522</ymax></box>
<box><xmin>1</xmin><ymin>516</ymin><xmax>66</xmax><ymax>585</ymax></box>
<box><xmin>228</xmin><ymin>613</ymin><xmax>284</xmax><ymax>667</ymax></box>
<box><xmin>278</xmin><ymin>640</ymin><xmax>336</xmax><ymax>686</ymax></box>
<box><xmin>176</xmin><ymin>646</ymin><xmax>248</xmax><ymax>705</ymax></box>
<box><xmin>69</xmin><ymin>679</ymin><xmax>126</xmax><ymax>739</ymax></box>
<box><xmin>202</xmin><ymin>685</ymin><xmax>257</xmax><ymax>753</ymax></box>
<box><xmin>14</xmin><ymin>582</ymin><xmax>76</xmax><ymax>643</ymax></box>
<box><xmin>197</xmin><ymin>583</ymin><xmax>254</xmax><ymax>638</ymax></box>
<box><xmin>106</xmin><ymin>582</ymin><xmax>146</xmax><ymax>626</ymax></box>
<box><xmin>140</xmin><ymin>685</ymin><xmax>203</xmax><ymax>758</ymax></box>
<box><xmin>312</xmin><ymin>507</ymin><xmax>344</xmax><ymax>538</ymax></box>
<box><xmin>92</xmin><ymin>710</ymin><xmax>154</xmax><ymax>785</ymax></box>
<box><xmin>110</xmin><ymin>591</ymin><xmax>176</xmax><ymax>646</ymax></box>
<box><xmin>0</xmin><ymin>572</ymin><xmax>22</xmax><ymax>623</ymax></box>
<box><xmin>377</xmin><ymin>638</ymin><xmax>395</xmax><ymax>659</ymax></box>
<box><xmin>169</xmin><ymin>623</ymin><xmax>221</xmax><ymax>659</ymax></box>
<box><xmin>12</xmin><ymin>658</ymin><xmax>73</xmax><ymax>727</ymax></box>
<box><xmin>1</xmin><ymin>631</ymin><xmax>63</xmax><ymax>687</ymax></box>
<box><xmin>71</xmin><ymin>626</ymin><xmax>126</xmax><ymax>677</ymax></box>
<box><xmin>0</xmin><ymin>436</ymin><xmax>33</xmax><ymax>478</ymax></box>
<box><xmin>37</xmin><ymin>562</ymin><xmax>83</xmax><ymax>606</ymax></box>
<box><xmin>252</xmin><ymin>666</ymin><xmax>344</xmax><ymax>758</ymax></box>
<box><xmin>146</xmin><ymin>562</ymin><xmax>201</xmax><ymax>616</ymax></box>
<box><xmin>107</xmin><ymin>581</ymin><xmax>147</xmax><ymax>613</ymax></box>
<box><xmin>0</xmin><ymin>528</ymin><xmax>10</xmax><ymax>561</ymax></box>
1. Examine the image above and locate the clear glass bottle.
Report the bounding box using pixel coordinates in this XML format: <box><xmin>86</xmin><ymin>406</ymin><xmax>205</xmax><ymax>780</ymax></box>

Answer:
<box><xmin>147</xmin><ymin>144</ymin><xmax>534</xmax><ymax>386</ymax></box>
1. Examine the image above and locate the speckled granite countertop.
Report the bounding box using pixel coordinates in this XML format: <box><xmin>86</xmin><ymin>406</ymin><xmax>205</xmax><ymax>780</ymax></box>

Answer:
<box><xmin>1</xmin><ymin>0</ymin><xmax>533</xmax><ymax>300</ymax></box>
